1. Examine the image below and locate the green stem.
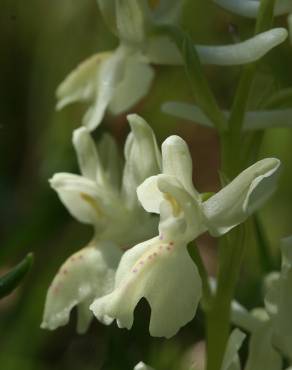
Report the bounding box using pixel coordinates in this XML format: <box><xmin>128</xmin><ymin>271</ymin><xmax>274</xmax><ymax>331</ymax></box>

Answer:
<box><xmin>206</xmin><ymin>228</ymin><xmax>246</xmax><ymax>370</ymax></box>
<box><xmin>188</xmin><ymin>242</ymin><xmax>213</xmax><ymax>309</ymax></box>
<box><xmin>253</xmin><ymin>214</ymin><xmax>274</xmax><ymax>272</ymax></box>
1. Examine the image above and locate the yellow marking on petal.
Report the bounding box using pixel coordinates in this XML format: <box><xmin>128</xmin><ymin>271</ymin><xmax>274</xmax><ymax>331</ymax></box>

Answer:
<box><xmin>80</xmin><ymin>193</ymin><xmax>104</xmax><ymax>217</ymax></box>
<box><xmin>164</xmin><ymin>193</ymin><xmax>181</xmax><ymax>217</ymax></box>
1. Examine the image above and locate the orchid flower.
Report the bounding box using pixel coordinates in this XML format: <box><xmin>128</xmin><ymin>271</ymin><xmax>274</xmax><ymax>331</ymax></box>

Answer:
<box><xmin>135</xmin><ymin>330</ymin><xmax>245</xmax><ymax>370</ymax></box>
<box><xmin>134</xmin><ymin>362</ymin><xmax>154</xmax><ymax>370</ymax></box>
<box><xmin>162</xmin><ymin>101</ymin><xmax>292</xmax><ymax>132</ymax></box>
<box><xmin>90</xmin><ymin>133</ymin><xmax>280</xmax><ymax>338</ymax></box>
<box><xmin>56</xmin><ymin>0</ymin><xmax>287</xmax><ymax>131</ymax></box>
<box><xmin>231</xmin><ymin>237</ymin><xmax>292</xmax><ymax>368</ymax></box>
<box><xmin>214</xmin><ymin>0</ymin><xmax>292</xmax><ymax>18</ymax></box>
<box><xmin>41</xmin><ymin>114</ymin><xmax>161</xmax><ymax>333</ymax></box>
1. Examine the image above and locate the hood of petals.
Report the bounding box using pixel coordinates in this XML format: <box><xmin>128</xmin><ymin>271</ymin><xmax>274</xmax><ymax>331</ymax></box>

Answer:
<box><xmin>122</xmin><ymin>114</ymin><xmax>161</xmax><ymax>205</ymax></box>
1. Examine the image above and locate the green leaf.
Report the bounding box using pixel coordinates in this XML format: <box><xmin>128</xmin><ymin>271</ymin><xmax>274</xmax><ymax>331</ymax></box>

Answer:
<box><xmin>0</xmin><ymin>253</ymin><xmax>34</xmax><ymax>299</ymax></box>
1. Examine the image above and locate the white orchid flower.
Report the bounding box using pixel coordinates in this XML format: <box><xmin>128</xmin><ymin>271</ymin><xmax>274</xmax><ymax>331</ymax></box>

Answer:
<box><xmin>214</xmin><ymin>0</ymin><xmax>292</xmax><ymax>18</ymax></box>
<box><xmin>41</xmin><ymin>114</ymin><xmax>161</xmax><ymax>332</ymax></box>
<box><xmin>231</xmin><ymin>304</ymin><xmax>282</xmax><ymax>370</ymax></box>
<box><xmin>57</xmin><ymin>0</ymin><xmax>287</xmax><ymax>131</ymax></box>
<box><xmin>134</xmin><ymin>362</ymin><xmax>154</xmax><ymax>370</ymax></box>
<box><xmin>231</xmin><ymin>237</ymin><xmax>292</xmax><ymax>367</ymax></box>
<box><xmin>90</xmin><ymin>134</ymin><xmax>280</xmax><ymax>338</ymax></box>
<box><xmin>162</xmin><ymin>101</ymin><xmax>292</xmax><ymax>132</ymax></box>
<box><xmin>138</xmin><ymin>136</ymin><xmax>280</xmax><ymax>237</ymax></box>
<box><xmin>264</xmin><ymin>236</ymin><xmax>292</xmax><ymax>361</ymax></box>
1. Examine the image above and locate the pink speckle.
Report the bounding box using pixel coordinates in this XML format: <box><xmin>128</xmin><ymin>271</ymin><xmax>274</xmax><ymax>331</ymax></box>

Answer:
<box><xmin>139</xmin><ymin>261</ymin><xmax>144</xmax><ymax>265</ymax></box>
<box><xmin>159</xmin><ymin>234</ymin><xmax>164</xmax><ymax>240</ymax></box>
<box><xmin>62</xmin><ymin>269</ymin><xmax>68</xmax><ymax>275</ymax></box>
<box><xmin>148</xmin><ymin>255</ymin><xmax>153</xmax><ymax>260</ymax></box>
<box><xmin>132</xmin><ymin>269</ymin><xmax>138</xmax><ymax>273</ymax></box>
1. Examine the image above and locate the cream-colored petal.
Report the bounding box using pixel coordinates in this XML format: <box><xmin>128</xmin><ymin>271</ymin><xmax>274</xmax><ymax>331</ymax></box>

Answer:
<box><xmin>137</xmin><ymin>175</ymin><xmax>163</xmax><ymax>214</ymax></box>
<box><xmin>221</xmin><ymin>329</ymin><xmax>246</xmax><ymax>370</ymax></box>
<box><xmin>134</xmin><ymin>362</ymin><xmax>154</xmax><ymax>370</ymax></box>
<box><xmin>41</xmin><ymin>242</ymin><xmax>122</xmax><ymax>333</ymax></box>
<box><xmin>83</xmin><ymin>46</ymin><xmax>128</xmax><ymax>131</ymax></box>
<box><xmin>196</xmin><ymin>28</ymin><xmax>287</xmax><ymax>66</ymax></box>
<box><xmin>109</xmin><ymin>58</ymin><xmax>154</xmax><ymax>115</ymax></box>
<box><xmin>49</xmin><ymin>173</ymin><xmax>114</xmax><ymax>227</ymax></box>
<box><xmin>157</xmin><ymin>175</ymin><xmax>205</xmax><ymax>241</ymax></box>
<box><xmin>122</xmin><ymin>115</ymin><xmax>161</xmax><ymax>204</ymax></box>
<box><xmin>162</xmin><ymin>135</ymin><xmax>199</xmax><ymax>199</ymax></box>
<box><xmin>72</xmin><ymin>127</ymin><xmax>102</xmax><ymax>181</ymax></box>
<box><xmin>97</xmin><ymin>133</ymin><xmax>122</xmax><ymax>189</ymax></box>
<box><xmin>91</xmin><ymin>238</ymin><xmax>202</xmax><ymax>338</ymax></box>
<box><xmin>115</xmin><ymin>0</ymin><xmax>149</xmax><ymax>44</ymax></box>
<box><xmin>214</xmin><ymin>0</ymin><xmax>292</xmax><ymax>18</ymax></box>
<box><xmin>56</xmin><ymin>52</ymin><xmax>111</xmax><ymax>110</ymax></box>
<box><xmin>202</xmin><ymin>158</ymin><xmax>280</xmax><ymax>236</ymax></box>
<box><xmin>245</xmin><ymin>322</ymin><xmax>282</xmax><ymax>370</ymax></box>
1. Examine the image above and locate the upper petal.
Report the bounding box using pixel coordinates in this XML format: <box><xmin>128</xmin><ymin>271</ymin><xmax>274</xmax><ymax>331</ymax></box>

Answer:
<box><xmin>83</xmin><ymin>46</ymin><xmax>129</xmax><ymax>131</ymax></box>
<box><xmin>108</xmin><ymin>57</ymin><xmax>154</xmax><ymax>115</ymax></box>
<box><xmin>91</xmin><ymin>237</ymin><xmax>202</xmax><ymax>338</ymax></box>
<box><xmin>72</xmin><ymin>127</ymin><xmax>102</xmax><ymax>182</ymax></box>
<box><xmin>41</xmin><ymin>241</ymin><xmax>122</xmax><ymax>333</ymax></box>
<box><xmin>202</xmin><ymin>158</ymin><xmax>280</xmax><ymax>236</ymax></box>
<box><xmin>122</xmin><ymin>114</ymin><xmax>161</xmax><ymax>204</ymax></box>
<box><xmin>162</xmin><ymin>135</ymin><xmax>199</xmax><ymax>199</ymax></box>
<box><xmin>56</xmin><ymin>52</ymin><xmax>111</xmax><ymax>110</ymax></box>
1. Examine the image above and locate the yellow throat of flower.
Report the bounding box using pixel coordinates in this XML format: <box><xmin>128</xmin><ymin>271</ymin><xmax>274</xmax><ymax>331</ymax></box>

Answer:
<box><xmin>164</xmin><ymin>193</ymin><xmax>181</xmax><ymax>217</ymax></box>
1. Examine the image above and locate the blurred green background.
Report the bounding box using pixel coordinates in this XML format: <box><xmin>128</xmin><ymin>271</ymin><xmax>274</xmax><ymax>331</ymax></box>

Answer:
<box><xmin>1</xmin><ymin>1</ymin><xmax>292</xmax><ymax>369</ymax></box>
